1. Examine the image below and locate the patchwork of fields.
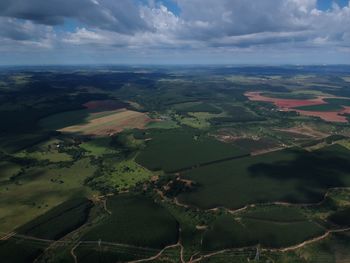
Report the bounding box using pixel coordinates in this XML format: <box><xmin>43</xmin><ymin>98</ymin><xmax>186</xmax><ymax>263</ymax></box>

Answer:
<box><xmin>246</xmin><ymin>91</ymin><xmax>350</xmax><ymax>123</ymax></box>
<box><xmin>41</xmin><ymin>108</ymin><xmax>151</xmax><ymax>136</ymax></box>
<box><xmin>2</xmin><ymin>67</ymin><xmax>350</xmax><ymax>262</ymax></box>
<box><xmin>136</xmin><ymin>129</ymin><xmax>248</xmax><ymax>173</ymax></box>
<box><xmin>178</xmin><ymin>144</ymin><xmax>350</xmax><ymax>209</ymax></box>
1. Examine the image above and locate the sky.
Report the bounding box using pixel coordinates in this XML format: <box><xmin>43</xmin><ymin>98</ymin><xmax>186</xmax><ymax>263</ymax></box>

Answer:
<box><xmin>0</xmin><ymin>0</ymin><xmax>350</xmax><ymax>65</ymax></box>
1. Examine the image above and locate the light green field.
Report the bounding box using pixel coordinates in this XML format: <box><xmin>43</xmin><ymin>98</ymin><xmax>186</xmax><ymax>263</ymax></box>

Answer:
<box><xmin>337</xmin><ymin>139</ymin><xmax>350</xmax><ymax>150</ymax></box>
<box><xmin>0</xmin><ymin>158</ymin><xmax>96</xmax><ymax>233</ymax></box>
<box><xmin>175</xmin><ymin>112</ymin><xmax>225</xmax><ymax>129</ymax></box>
<box><xmin>14</xmin><ymin>138</ymin><xmax>72</xmax><ymax>163</ymax></box>
<box><xmin>80</xmin><ymin>137</ymin><xmax>117</xmax><ymax>156</ymax></box>
<box><xmin>0</xmin><ymin>161</ymin><xmax>22</xmax><ymax>182</ymax></box>
<box><xmin>147</xmin><ymin>119</ymin><xmax>179</xmax><ymax>129</ymax></box>
<box><xmin>15</xmin><ymin>151</ymin><xmax>72</xmax><ymax>163</ymax></box>
<box><xmin>172</xmin><ymin>101</ymin><xmax>202</xmax><ymax>110</ymax></box>
<box><xmin>89</xmin><ymin>159</ymin><xmax>154</xmax><ymax>191</ymax></box>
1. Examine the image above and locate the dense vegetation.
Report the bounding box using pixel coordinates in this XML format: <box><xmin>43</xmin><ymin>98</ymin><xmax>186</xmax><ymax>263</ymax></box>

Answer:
<box><xmin>136</xmin><ymin>129</ymin><xmax>248</xmax><ymax>172</ymax></box>
<box><xmin>82</xmin><ymin>194</ymin><xmax>179</xmax><ymax>249</ymax></box>
<box><xmin>16</xmin><ymin>198</ymin><xmax>92</xmax><ymax>240</ymax></box>
<box><xmin>178</xmin><ymin>145</ymin><xmax>350</xmax><ymax>209</ymax></box>
<box><xmin>202</xmin><ymin>214</ymin><xmax>324</xmax><ymax>250</ymax></box>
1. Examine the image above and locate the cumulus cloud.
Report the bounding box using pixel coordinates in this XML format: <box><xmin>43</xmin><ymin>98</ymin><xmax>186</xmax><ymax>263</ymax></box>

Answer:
<box><xmin>0</xmin><ymin>17</ymin><xmax>54</xmax><ymax>52</ymax></box>
<box><xmin>0</xmin><ymin>0</ymin><xmax>349</xmax><ymax>63</ymax></box>
<box><xmin>0</xmin><ymin>0</ymin><xmax>149</xmax><ymax>34</ymax></box>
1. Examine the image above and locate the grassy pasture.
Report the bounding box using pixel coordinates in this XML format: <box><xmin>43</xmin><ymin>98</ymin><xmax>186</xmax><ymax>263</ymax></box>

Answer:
<box><xmin>178</xmin><ymin>144</ymin><xmax>350</xmax><ymax>209</ymax></box>
<box><xmin>325</xmin><ymin>98</ymin><xmax>350</xmax><ymax>107</ymax></box>
<box><xmin>16</xmin><ymin>198</ymin><xmax>92</xmax><ymax>240</ymax></box>
<box><xmin>232</xmin><ymin>137</ymin><xmax>280</xmax><ymax>152</ymax></box>
<box><xmin>242</xmin><ymin>206</ymin><xmax>306</xmax><ymax>222</ymax></box>
<box><xmin>146</xmin><ymin>119</ymin><xmax>179</xmax><ymax>129</ymax></box>
<box><xmin>210</xmin><ymin>105</ymin><xmax>264</xmax><ymax>124</ymax></box>
<box><xmin>295</xmin><ymin>98</ymin><xmax>350</xmax><ymax>112</ymax></box>
<box><xmin>135</xmin><ymin>129</ymin><xmax>248</xmax><ymax>173</ymax></box>
<box><xmin>0</xmin><ymin>158</ymin><xmax>96</xmax><ymax>232</ymax></box>
<box><xmin>79</xmin><ymin>137</ymin><xmax>117</xmax><ymax>156</ymax></box>
<box><xmin>15</xmin><ymin>138</ymin><xmax>72</xmax><ymax>163</ymax></box>
<box><xmin>174</xmin><ymin>102</ymin><xmax>222</xmax><ymax>114</ymax></box>
<box><xmin>88</xmin><ymin>159</ymin><xmax>154</xmax><ymax>192</ymax></box>
<box><xmin>175</xmin><ymin>111</ymin><xmax>226</xmax><ymax>129</ymax></box>
<box><xmin>294</xmin><ymin>231</ymin><xmax>350</xmax><ymax>263</ymax></box>
<box><xmin>261</xmin><ymin>92</ymin><xmax>316</xmax><ymax>100</ymax></box>
<box><xmin>202</xmin><ymin>214</ymin><xmax>324</xmax><ymax>250</ymax></box>
<box><xmin>0</xmin><ymin>161</ymin><xmax>21</xmax><ymax>182</ymax></box>
<box><xmin>75</xmin><ymin>243</ymin><xmax>161</xmax><ymax>263</ymax></box>
<box><xmin>17</xmin><ymin>150</ymin><xmax>72</xmax><ymax>163</ymax></box>
<box><xmin>295</xmin><ymin>103</ymin><xmax>343</xmax><ymax>112</ymax></box>
<box><xmin>82</xmin><ymin>194</ymin><xmax>179</xmax><ymax>249</ymax></box>
<box><xmin>0</xmin><ymin>132</ymin><xmax>52</xmax><ymax>153</ymax></box>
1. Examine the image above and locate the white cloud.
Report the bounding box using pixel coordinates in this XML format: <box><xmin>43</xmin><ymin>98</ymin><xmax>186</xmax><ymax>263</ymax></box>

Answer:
<box><xmin>0</xmin><ymin>0</ymin><xmax>350</xmax><ymax>63</ymax></box>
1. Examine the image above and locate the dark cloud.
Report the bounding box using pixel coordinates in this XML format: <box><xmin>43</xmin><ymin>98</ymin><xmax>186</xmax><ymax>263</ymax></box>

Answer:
<box><xmin>0</xmin><ymin>0</ymin><xmax>149</xmax><ymax>34</ymax></box>
<box><xmin>0</xmin><ymin>18</ymin><xmax>50</xmax><ymax>41</ymax></box>
<box><xmin>0</xmin><ymin>0</ymin><xmax>350</xmax><ymax>64</ymax></box>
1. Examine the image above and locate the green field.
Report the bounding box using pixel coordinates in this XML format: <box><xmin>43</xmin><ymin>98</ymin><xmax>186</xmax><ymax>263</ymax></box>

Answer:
<box><xmin>0</xmin><ymin>161</ymin><xmax>22</xmax><ymax>182</ymax></box>
<box><xmin>242</xmin><ymin>206</ymin><xmax>306</xmax><ymax>222</ymax></box>
<box><xmin>135</xmin><ymin>129</ymin><xmax>248</xmax><ymax>172</ymax></box>
<box><xmin>325</xmin><ymin>98</ymin><xmax>350</xmax><ymax>107</ymax></box>
<box><xmin>14</xmin><ymin>138</ymin><xmax>72</xmax><ymax>163</ymax></box>
<box><xmin>82</xmin><ymin>194</ymin><xmax>179</xmax><ymax>249</ymax></box>
<box><xmin>210</xmin><ymin>105</ymin><xmax>264</xmax><ymax>124</ymax></box>
<box><xmin>2</xmin><ymin>67</ymin><xmax>350</xmax><ymax>262</ymax></box>
<box><xmin>295</xmin><ymin>103</ymin><xmax>343</xmax><ymax>112</ymax></box>
<box><xmin>39</xmin><ymin>109</ymin><xmax>90</xmax><ymax>130</ymax></box>
<box><xmin>75</xmin><ymin>243</ymin><xmax>160</xmax><ymax>263</ymax></box>
<box><xmin>328</xmin><ymin>207</ymin><xmax>350</xmax><ymax>227</ymax></box>
<box><xmin>295</xmin><ymin>98</ymin><xmax>350</xmax><ymax>112</ymax></box>
<box><xmin>174</xmin><ymin>102</ymin><xmax>222</xmax><ymax>114</ymax></box>
<box><xmin>0</xmin><ymin>158</ymin><xmax>96</xmax><ymax>232</ymax></box>
<box><xmin>80</xmin><ymin>137</ymin><xmax>117</xmax><ymax>156</ymax></box>
<box><xmin>262</xmin><ymin>92</ymin><xmax>316</xmax><ymax>100</ymax></box>
<box><xmin>174</xmin><ymin>112</ymin><xmax>221</xmax><ymax>129</ymax></box>
<box><xmin>87</xmin><ymin>159</ymin><xmax>154</xmax><ymax>192</ymax></box>
<box><xmin>16</xmin><ymin>198</ymin><xmax>92</xmax><ymax>240</ymax></box>
<box><xmin>146</xmin><ymin>119</ymin><xmax>179</xmax><ymax>129</ymax></box>
<box><xmin>0</xmin><ymin>239</ymin><xmax>46</xmax><ymax>263</ymax></box>
<box><xmin>232</xmin><ymin>137</ymin><xmax>280</xmax><ymax>152</ymax></box>
<box><xmin>202</xmin><ymin>213</ymin><xmax>324</xmax><ymax>250</ymax></box>
<box><xmin>178</xmin><ymin>144</ymin><xmax>350</xmax><ymax>209</ymax></box>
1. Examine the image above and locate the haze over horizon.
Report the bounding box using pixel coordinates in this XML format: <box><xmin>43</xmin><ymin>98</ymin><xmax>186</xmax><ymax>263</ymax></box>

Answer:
<box><xmin>1</xmin><ymin>0</ymin><xmax>350</xmax><ymax>65</ymax></box>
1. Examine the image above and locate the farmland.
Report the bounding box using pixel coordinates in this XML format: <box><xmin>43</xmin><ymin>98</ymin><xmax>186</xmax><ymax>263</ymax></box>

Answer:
<box><xmin>246</xmin><ymin>91</ymin><xmax>350</xmax><ymax>123</ymax></box>
<box><xmin>81</xmin><ymin>194</ymin><xmax>179</xmax><ymax>249</ymax></box>
<box><xmin>202</xmin><ymin>213</ymin><xmax>324</xmax><ymax>250</ymax></box>
<box><xmin>178</xmin><ymin>144</ymin><xmax>350</xmax><ymax>209</ymax></box>
<box><xmin>16</xmin><ymin>198</ymin><xmax>92</xmax><ymax>240</ymax></box>
<box><xmin>1</xmin><ymin>66</ymin><xmax>350</xmax><ymax>262</ymax></box>
<box><xmin>135</xmin><ymin>129</ymin><xmax>248</xmax><ymax>173</ymax></box>
<box><xmin>41</xmin><ymin>108</ymin><xmax>151</xmax><ymax>136</ymax></box>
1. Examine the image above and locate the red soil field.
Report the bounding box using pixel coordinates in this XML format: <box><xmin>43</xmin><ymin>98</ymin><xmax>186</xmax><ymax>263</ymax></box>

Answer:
<box><xmin>245</xmin><ymin>92</ymin><xmax>327</xmax><ymax>109</ymax></box>
<box><xmin>245</xmin><ymin>92</ymin><xmax>349</xmax><ymax>123</ymax></box>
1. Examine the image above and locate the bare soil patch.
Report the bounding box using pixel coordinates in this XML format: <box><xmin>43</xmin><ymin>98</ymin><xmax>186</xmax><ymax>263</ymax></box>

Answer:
<box><xmin>59</xmin><ymin>109</ymin><xmax>151</xmax><ymax>136</ymax></box>
<box><xmin>245</xmin><ymin>92</ymin><xmax>349</xmax><ymax>123</ymax></box>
